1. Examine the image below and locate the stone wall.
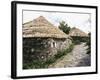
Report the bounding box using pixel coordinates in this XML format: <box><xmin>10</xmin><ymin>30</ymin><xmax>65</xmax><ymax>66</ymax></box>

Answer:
<box><xmin>23</xmin><ymin>38</ymin><xmax>72</xmax><ymax>64</ymax></box>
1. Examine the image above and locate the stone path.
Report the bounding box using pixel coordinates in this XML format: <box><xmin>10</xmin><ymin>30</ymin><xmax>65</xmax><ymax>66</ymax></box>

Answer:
<box><xmin>48</xmin><ymin>43</ymin><xmax>91</xmax><ymax>68</ymax></box>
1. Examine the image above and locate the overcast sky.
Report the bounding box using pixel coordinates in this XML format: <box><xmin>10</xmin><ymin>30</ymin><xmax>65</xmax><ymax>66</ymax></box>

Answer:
<box><xmin>23</xmin><ymin>10</ymin><xmax>91</xmax><ymax>33</ymax></box>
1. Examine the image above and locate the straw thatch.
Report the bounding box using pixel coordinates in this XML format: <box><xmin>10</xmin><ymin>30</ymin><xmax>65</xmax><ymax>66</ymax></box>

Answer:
<box><xmin>69</xmin><ymin>27</ymin><xmax>88</xmax><ymax>37</ymax></box>
<box><xmin>23</xmin><ymin>16</ymin><xmax>68</xmax><ymax>38</ymax></box>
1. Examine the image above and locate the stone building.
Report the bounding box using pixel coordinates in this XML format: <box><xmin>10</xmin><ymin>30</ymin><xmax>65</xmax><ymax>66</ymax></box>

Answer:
<box><xmin>23</xmin><ymin>16</ymin><xmax>72</xmax><ymax>63</ymax></box>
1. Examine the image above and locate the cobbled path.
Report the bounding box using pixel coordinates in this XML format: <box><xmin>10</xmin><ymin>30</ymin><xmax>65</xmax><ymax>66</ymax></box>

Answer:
<box><xmin>49</xmin><ymin>43</ymin><xmax>91</xmax><ymax>68</ymax></box>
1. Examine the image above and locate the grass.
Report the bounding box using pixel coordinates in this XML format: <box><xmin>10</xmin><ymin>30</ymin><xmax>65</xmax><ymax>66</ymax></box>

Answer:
<box><xmin>23</xmin><ymin>44</ymin><xmax>74</xmax><ymax>69</ymax></box>
<box><xmin>54</xmin><ymin>44</ymin><xmax>74</xmax><ymax>59</ymax></box>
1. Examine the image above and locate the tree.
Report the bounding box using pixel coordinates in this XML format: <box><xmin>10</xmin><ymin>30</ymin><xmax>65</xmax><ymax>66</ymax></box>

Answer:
<box><xmin>58</xmin><ymin>21</ymin><xmax>71</xmax><ymax>34</ymax></box>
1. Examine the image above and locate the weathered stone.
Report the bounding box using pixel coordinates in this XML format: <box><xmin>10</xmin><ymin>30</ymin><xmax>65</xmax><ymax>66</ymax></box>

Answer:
<box><xmin>23</xmin><ymin>38</ymin><xmax>72</xmax><ymax>63</ymax></box>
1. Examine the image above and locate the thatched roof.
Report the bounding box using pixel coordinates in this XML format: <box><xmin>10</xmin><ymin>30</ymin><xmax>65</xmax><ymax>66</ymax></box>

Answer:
<box><xmin>69</xmin><ymin>27</ymin><xmax>88</xmax><ymax>37</ymax></box>
<box><xmin>23</xmin><ymin>16</ymin><xmax>68</xmax><ymax>38</ymax></box>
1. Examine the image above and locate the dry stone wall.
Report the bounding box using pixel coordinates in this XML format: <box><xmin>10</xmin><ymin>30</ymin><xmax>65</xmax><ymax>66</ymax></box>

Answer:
<box><xmin>23</xmin><ymin>38</ymin><xmax>72</xmax><ymax>64</ymax></box>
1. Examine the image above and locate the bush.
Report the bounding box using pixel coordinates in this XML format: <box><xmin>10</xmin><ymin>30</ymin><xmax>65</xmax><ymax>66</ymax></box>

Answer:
<box><xmin>23</xmin><ymin>44</ymin><xmax>74</xmax><ymax>69</ymax></box>
<box><xmin>71</xmin><ymin>36</ymin><xmax>89</xmax><ymax>45</ymax></box>
<box><xmin>55</xmin><ymin>44</ymin><xmax>74</xmax><ymax>59</ymax></box>
<box><xmin>44</xmin><ymin>58</ymin><xmax>56</xmax><ymax>66</ymax></box>
<box><xmin>86</xmin><ymin>33</ymin><xmax>91</xmax><ymax>54</ymax></box>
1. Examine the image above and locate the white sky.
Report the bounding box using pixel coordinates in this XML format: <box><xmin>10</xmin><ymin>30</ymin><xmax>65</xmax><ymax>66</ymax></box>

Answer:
<box><xmin>23</xmin><ymin>10</ymin><xmax>91</xmax><ymax>33</ymax></box>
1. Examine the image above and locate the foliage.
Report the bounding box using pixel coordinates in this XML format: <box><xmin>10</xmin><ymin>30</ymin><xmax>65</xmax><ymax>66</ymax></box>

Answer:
<box><xmin>58</xmin><ymin>21</ymin><xmax>71</xmax><ymax>34</ymax></box>
<box><xmin>86</xmin><ymin>32</ymin><xmax>91</xmax><ymax>54</ymax></box>
<box><xmin>71</xmin><ymin>36</ymin><xmax>89</xmax><ymax>45</ymax></box>
<box><xmin>55</xmin><ymin>44</ymin><xmax>74</xmax><ymax>59</ymax></box>
<box><xmin>23</xmin><ymin>44</ymin><xmax>74</xmax><ymax>69</ymax></box>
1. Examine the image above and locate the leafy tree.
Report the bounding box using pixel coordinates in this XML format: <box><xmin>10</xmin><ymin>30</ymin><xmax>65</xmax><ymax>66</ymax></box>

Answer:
<box><xmin>58</xmin><ymin>21</ymin><xmax>71</xmax><ymax>34</ymax></box>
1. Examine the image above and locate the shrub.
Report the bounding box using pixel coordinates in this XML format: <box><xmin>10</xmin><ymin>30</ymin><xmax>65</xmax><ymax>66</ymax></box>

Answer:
<box><xmin>54</xmin><ymin>44</ymin><xmax>73</xmax><ymax>60</ymax></box>
<box><xmin>23</xmin><ymin>44</ymin><xmax>74</xmax><ymax>69</ymax></box>
<box><xmin>86</xmin><ymin>33</ymin><xmax>91</xmax><ymax>54</ymax></box>
<box><xmin>71</xmin><ymin>36</ymin><xmax>89</xmax><ymax>45</ymax></box>
<box><xmin>44</xmin><ymin>58</ymin><xmax>56</xmax><ymax>67</ymax></box>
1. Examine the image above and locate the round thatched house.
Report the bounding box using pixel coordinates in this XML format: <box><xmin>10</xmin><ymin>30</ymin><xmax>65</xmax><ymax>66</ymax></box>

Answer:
<box><xmin>69</xmin><ymin>27</ymin><xmax>88</xmax><ymax>37</ymax></box>
<box><xmin>23</xmin><ymin>16</ymin><xmax>72</xmax><ymax>63</ymax></box>
<box><xmin>69</xmin><ymin>27</ymin><xmax>89</xmax><ymax>43</ymax></box>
